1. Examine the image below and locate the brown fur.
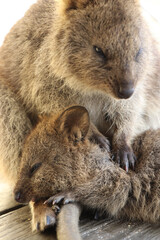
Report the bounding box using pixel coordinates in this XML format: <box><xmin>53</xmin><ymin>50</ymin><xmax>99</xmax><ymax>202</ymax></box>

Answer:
<box><xmin>1</xmin><ymin>0</ymin><xmax>160</xmax><ymax>183</ymax></box>
<box><xmin>56</xmin><ymin>203</ymin><xmax>82</xmax><ymax>240</ymax></box>
<box><xmin>1</xmin><ymin>0</ymin><xmax>160</xmax><ymax>233</ymax></box>
<box><xmin>14</xmin><ymin>106</ymin><xmax>160</xmax><ymax>225</ymax></box>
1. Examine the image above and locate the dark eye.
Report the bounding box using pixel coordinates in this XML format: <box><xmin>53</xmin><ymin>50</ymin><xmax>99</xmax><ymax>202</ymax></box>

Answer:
<box><xmin>135</xmin><ymin>48</ymin><xmax>142</xmax><ymax>62</ymax></box>
<box><xmin>93</xmin><ymin>46</ymin><xmax>106</xmax><ymax>59</ymax></box>
<box><xmin>30</xmin><ymin>162</ymin><xmax>42</xmax><ymax>176</ymax></box>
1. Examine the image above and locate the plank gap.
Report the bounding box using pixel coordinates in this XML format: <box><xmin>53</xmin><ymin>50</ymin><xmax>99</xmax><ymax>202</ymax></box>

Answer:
<box><xmin>0</xmin><ymin>204</ymin><xmax>24</xmax><ymax>216</ymax></box>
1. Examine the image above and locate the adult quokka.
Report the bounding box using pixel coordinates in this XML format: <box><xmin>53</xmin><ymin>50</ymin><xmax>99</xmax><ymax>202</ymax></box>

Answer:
<box><xmin>1</xmin><ymin>0</ymin><xmax>160</xmax><ymax>231</ymax></box>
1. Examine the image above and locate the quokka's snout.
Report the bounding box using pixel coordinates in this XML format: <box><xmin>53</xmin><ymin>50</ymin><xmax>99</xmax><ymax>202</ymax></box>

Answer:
<box><xmin>117</xmin><ymin>82</ymin><xmax>135</xmax><ymax>99</ymax></box>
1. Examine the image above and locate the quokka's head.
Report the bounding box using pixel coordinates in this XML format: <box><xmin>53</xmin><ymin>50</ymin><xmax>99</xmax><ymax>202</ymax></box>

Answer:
<box><xmin>14</xmin><ymin>106</ymin><xmax>106</xmax><ymax>204</ymax></box>
<box><xmin>52</xmin><ymin>0</ymin><xmax>150</xmax><ymax>99</ymax></box>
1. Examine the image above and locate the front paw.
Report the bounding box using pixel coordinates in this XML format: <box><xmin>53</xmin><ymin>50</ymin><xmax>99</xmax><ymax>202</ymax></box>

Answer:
<box><xmin>113</xmin><ymin>146</ymin><xmax>136</xmax><ymax>172</ymax></box>
<box><xmin>44</xmin><ymin>192</ymin><xmax>75</xmax><ymax>206</ymax></box>
<box><xmin>30</xmin><ymin>201</ymin><xmax>58</xmax><ymax>232</ymax></box>
<box><xmin>90</xmin><ymin>127</ymin><xmax>110</xmax><ymax>151</ymax></box>
<box><xmin>93</xmin><ymin>134</ymin><xmax>110</xmax><ymax>151</ymax></box>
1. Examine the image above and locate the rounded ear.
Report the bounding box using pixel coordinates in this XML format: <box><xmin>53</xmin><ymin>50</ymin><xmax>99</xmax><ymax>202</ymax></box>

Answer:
<box><xmin>55</xmin><ymin>106</ymin><xmax>90</xmax><ymax>142</ymax></box>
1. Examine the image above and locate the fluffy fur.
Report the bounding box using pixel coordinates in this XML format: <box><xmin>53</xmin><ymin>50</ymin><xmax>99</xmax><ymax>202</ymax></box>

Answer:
<box><xmin>1</xmin><ymin>0</ymin><xmax>160</xmax><ymax>182</ymax></box>
<box><xmin>14</xmin><ymin>106</ymin><xmax>160</xmax><ymax>225</ymax></box>
<box><xmin>1</xmin><ymin>0</ymin><xmax>160</xmax><ymax>233</ymax></box>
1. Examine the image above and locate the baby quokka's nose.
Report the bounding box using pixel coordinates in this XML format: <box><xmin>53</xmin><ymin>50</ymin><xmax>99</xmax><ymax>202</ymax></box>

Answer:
<box><xmin>14</xmin><ymin>190</ymin><xmax>22</xmax><ymax>203</ymax></box>
<box><xmin>118</xmin><ymin>83</ymin><xmax>135</xmax><ymax>99</ymax></box>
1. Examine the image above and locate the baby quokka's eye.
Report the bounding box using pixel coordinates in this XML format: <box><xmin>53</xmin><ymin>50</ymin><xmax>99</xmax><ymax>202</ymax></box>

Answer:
<box><xmin>30</xmin><ymin>162</ymin><xmax>42</xmax><ymax>176</ymax></box>
<box><xmin>93</xmin><ymin>46</ymin><xmax>106</xmax><ymax>59</ymax></box>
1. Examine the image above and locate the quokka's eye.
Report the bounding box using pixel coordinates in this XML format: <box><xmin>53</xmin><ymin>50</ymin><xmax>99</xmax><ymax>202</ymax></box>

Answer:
<box><xmin>30</xmin><ymin>162</ymin><xmax>42</xmax><ymax>176</ymax></box>
<box><xmin>135</xmin><ymin>47</ymin><xmax>143</xmax><ymax>62</ymax></box>
<box><xmin>93</xmin><ymin>46</ymin><xmax>106</xmax><ymax>59</ymax></box>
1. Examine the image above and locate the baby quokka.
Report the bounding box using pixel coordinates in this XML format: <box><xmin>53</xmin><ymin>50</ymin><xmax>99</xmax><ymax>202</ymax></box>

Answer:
<box><xmin>14</xmin><ymin>106</ymin><xmax>160</xmax><ymax>233</ymax></box>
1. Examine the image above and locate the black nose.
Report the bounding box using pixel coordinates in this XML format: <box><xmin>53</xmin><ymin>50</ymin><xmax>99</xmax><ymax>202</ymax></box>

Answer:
<box><xmin>15</xmin><ymin>191</ymin><xmax>22</xmax><ymax>202</ymax></box>
<box><xmin>118</xmin><ymin>86</ymin><xmax>134</xmax><ymax>99</ymax></box>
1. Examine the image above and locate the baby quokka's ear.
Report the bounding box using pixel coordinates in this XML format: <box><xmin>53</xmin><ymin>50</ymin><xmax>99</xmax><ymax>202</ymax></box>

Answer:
<box><xmin>55</xmin><ymin>106</ymin><xmax>90</xmax><ymax>143</ymax></box>
<box><xmin>56</xmin><ymin>0</ymin><xmax>90</xmax><ymax>14</ymax></box>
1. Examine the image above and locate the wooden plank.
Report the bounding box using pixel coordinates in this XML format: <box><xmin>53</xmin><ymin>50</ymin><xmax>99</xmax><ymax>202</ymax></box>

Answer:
<box><xmin>1</xmin><ymin>206</ymin><xmax>160</xmax><ymax>240</ymax></box>
<box><xmin>0</xmin><ymin>182</ymin><xmax>22</xmax><ymax>215</ymax></box>
<box><xmin>0</xmin><ymin>206</ymin><xmax>57</xmax><ymax>240</ymax></box>
<box><xmin>0</xmin><ymin>182</ymin><xmax>57</xmax><ymax>239</ymax></box>
<box><xmin>80</xmin><ymin>219</ymin><xmax>160</xmax><ymax>240</ymax></box>
<box><xmin>0</xmin><ymin>182</ymin><xmax>160</xmax><ymax>240</ymax></box>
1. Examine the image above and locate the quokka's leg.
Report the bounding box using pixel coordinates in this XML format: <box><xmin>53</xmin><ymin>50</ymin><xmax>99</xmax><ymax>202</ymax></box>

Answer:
<box><xmin>0</xmin><ymin>83</ymin><xmax>32</xmax><ymax>183</ymax></box>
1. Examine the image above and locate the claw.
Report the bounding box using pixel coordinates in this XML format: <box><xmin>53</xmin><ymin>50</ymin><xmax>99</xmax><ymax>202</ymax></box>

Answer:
<box><xmin>53</xmin><ymin>196</ymin><xmax>64</xmax><ymax>205</ymax></box>
<box><xmin>125</xmin><ymin>160</ymin><xmax>129</xmax><ymax>172</ymax></box>
<box><xmin>52</xmin><ymin>205</ymin><xmax>60</xmax><ymax>214</ymax></box>
<box><xmin>113</xmin><ymin>148</ymin><xmax>136</xmax><ymax>172</ymax></box>
<box><xmin>91</xmin><ymin>133</ymin><xmax>110</xmax><ymax>151</ymax></box>
<box><xmin>45</xmin><ymin>192</ymin><xmax>75</xmax><ymax>208</ymax></box>
<box><xmin>63</xmin><ymin>198</ymin><xmax>74</xmax><ymax>204</ymax></box>
<box><xmin>94</xmin><ymin>211</ymin><xmax>99</xmax><ymax>220</ymax></box>
<box><xmin>44</xmin><ymin>195</ymin><xmax>64</xmax><ymax>205</ymax></box>
<box><xmin>94</xmin><ymin>210</ymin><xmax>104</xmax><ymax>220</ymax></box>
<box><xmin>44</xmin><ymin>197</ymin><xmax>55</xmax><ymax>205</ymax></box>
<box><xmin>129</xmin><ymin>153</ymin><xmax>137</xmax><ymax>170</ymax></box>
<box><xmin>117</xmin><ymin>155</ymin><xmax>120</xmax><ymax>166</ymax></box>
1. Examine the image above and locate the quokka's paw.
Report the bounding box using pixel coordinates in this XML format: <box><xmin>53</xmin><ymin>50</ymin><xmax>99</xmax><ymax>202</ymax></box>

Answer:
<box><xmin>89</xmin><ymin>124</ymin><xmax>110</xmax><ymax>151</ymax></box>
<box><xmin>30</xmin><ymin>200</ymin><xmax>59</xmax><ymax>232</ymax></box>
<box><xmin>44</xmin><ymin>192</ymin><xmax>75</xmax><ymax>206</ymax></box>
<box><xmin>113</xmin><ymin>145</ymin><xmax>137</xmax><ymax>172</ymax></box>
<box><xmin>91</xmin><ymin>133</ymin><xmax>110</xmax><ymax>151</ymax></box>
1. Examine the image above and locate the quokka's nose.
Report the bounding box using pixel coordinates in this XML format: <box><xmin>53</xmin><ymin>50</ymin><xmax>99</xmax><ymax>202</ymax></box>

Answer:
<box><xmin>15</xmin><ymin>191</ymin><xmax>22</xmax><ymax>202</ymax></box>
<box><xmin>118</xmin><ymin>85</ymin><xmax>135</xmax><ymax>99</ymax></box>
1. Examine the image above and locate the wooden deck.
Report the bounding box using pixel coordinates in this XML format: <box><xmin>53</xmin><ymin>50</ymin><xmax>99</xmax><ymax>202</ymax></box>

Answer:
<box><xmin>0</xmin><ymin>183</ymin><xmax>160</xmax><ymax>240</ymax></box>
<box><xmin>1</xmin><ymin>1</ymin><xmax>160</xmax><ymax>240</ymax></box>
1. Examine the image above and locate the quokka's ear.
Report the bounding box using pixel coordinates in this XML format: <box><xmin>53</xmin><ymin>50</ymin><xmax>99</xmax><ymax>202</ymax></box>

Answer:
<box><xmin>57</xmin><ymin>0</ymin><xmax>90</xmax><ymax>14</ymax></box>
<box><xmin>55</xmin><ymin>106</ymin><xmax>90</xmax><ymax>142</ymax></box>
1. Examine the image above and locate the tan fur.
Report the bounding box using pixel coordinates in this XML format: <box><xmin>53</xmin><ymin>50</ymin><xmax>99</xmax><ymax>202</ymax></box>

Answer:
<box><xmin>57</xmin><ymin>204</ymin><xmax>82</xmax><ymax>240</ymax></box>
<box><xmin>29</xmin><ymin>200</ymin><xmax>56</xmax><ymax>231</ymax></box>
<box><xmin>14</xmin><ymin>106</ymin><xmax>160</xmax><ymax>227</ymax></box>
<box><xmin>1</xmin><ymin>0</ymin><xmax>160</xmax><ymax>234</ymax></box>
<box><xmin>1</xmin><ymin>0</ymin><xmax>160</xmax><ymax>183</ymax></box>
